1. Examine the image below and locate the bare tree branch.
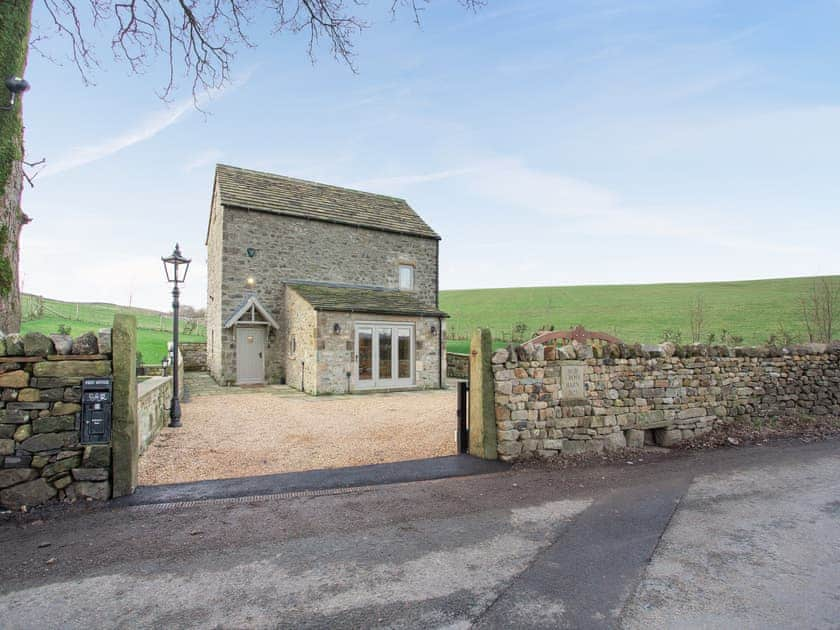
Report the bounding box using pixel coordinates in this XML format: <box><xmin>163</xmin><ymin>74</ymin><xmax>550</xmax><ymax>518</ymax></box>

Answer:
<box><xmin>392</xmin><ymin>0</ymin><xmax>485</xmax><ymax>25</ymax></box>
<box><xmin>20</xmin><ymin>158</ymin><xmax>47</xmax><ymax>189</ymax></box>
<box><xmin>34</xmin><ymin>1</ymin><xmax>483</xmax><ymax>102</ymax></box>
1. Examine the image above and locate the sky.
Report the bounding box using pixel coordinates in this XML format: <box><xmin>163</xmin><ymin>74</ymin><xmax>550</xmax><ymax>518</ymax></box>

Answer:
<box><xmin>17</xmin><ymin>0</ymin><xmax>840</xmax><ymax>311</ymax></box>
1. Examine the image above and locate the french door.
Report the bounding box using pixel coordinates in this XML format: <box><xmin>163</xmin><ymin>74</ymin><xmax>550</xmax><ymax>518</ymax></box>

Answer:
<box><xmin>355</xmin><ymin>323</ymin><xmax>414</xmax><ymax>388</ymax></box>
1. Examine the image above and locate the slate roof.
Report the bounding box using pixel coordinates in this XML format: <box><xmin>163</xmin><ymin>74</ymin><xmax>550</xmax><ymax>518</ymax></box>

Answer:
<box><xmin>215</xmin><ymin>164</ymin><xmax>440</xmax><ymax>240</ymax></box>
<box><xmin>287</xmin><ymin>282</ymin><xmax>448</xmax><ymax>318</ymax></box>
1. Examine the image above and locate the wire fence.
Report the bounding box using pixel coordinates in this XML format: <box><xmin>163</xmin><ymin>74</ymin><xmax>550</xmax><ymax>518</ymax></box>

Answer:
<box><xmin>446</xmin><ymin>322</ymin><xmax>567</xmax><ymax>345</ymax></box>
<box><xmin>22</xmin><ymin>295</ymin><xmax>206</xmax><ymax>336</ymax></box>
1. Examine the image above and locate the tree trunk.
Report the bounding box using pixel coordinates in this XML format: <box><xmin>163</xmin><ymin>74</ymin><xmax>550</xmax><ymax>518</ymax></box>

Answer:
<box><xmin>0</xmin><ymin>0</ymin><xmax>34</xmax><ymax>334</ymax></box>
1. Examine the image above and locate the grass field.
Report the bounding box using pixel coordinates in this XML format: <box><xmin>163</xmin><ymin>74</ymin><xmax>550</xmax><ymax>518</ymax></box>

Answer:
<box><xmin>18</xmin><ymin>274</ymin><xmax>837</xmax><ymax>360</ymax></box>
<box><xmin>440</xmin><ymin>275</ymin><xmax>839</xmax><ymax>354</ymax></box>
<box><xmin>20</xmin><ymin>295</ymin><xmax>205</xmax><ymax>364</ymax></box>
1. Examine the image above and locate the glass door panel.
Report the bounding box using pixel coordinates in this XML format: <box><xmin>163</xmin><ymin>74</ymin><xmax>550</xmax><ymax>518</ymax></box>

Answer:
<box><xmin>378</xmin><ymin>328</ymin><xmax>392</xmax><ymax>380</ymax></box>
<box><xmin>355</xmin><ymin>323</ymin><xmax>414</xmax><ymax>388</ymax></box>
<box><xmin>357</xmin><ymin>328</ymin><xmax>373</xmax><ymax>381</ymax></box>
<box><xmin>397</xmin><ymin>328</ymin><xmax>411</xmax><ymax>379</ymax></box>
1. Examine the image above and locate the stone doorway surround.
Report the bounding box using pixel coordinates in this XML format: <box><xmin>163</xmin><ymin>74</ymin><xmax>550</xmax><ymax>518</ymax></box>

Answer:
<box><xmin>223</xmin><ymin>293</ymin><xmax>280</xmax><ymax>386</ymax></box>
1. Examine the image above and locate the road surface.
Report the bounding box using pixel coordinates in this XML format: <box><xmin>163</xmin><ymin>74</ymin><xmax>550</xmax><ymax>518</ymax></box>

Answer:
<box><xmin>1</xmin><ymin>439</ymin><xmax>838</xmax><ymax>629</ymax></box>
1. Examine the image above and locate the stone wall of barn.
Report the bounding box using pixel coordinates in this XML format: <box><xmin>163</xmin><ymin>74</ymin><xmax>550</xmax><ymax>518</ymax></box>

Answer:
<box><xmin>491</xmin><ymin>340</ymin><xmax>840</xmax><ymax>462</ymax></box>
<box><xmin>313</xmin><ymin>311</ymin><xmax>445</xmax><ymax>394</ymax></box>
<box><xmin>205</xmin><ymin>184</ymin><xmax>225</xmax><ymax>383</ymax></box>
<box><xmin>212</xmin><ymin>207</ymin><xmax>439</xmax><ymax>384</ymax></box>
<box><xmin>285</xmin><ymin>288</ymin><xmax>318</xmax><ymax>393</ymax></box>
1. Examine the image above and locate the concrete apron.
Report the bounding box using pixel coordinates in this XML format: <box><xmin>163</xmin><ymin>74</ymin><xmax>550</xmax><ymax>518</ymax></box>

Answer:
<box><xmin>115</xmin><ymin>454</ymin><xmax>509</xmax><ymax>507</ymax></box>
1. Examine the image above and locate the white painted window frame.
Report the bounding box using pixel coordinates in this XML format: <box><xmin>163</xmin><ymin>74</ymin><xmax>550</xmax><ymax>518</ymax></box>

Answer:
<box><xmin>354</xmin><ymin>321</ymin><xmax>415</xmax><ymax>389</ymax></box>
<box><xmin>398</xmin><ymin>264</ymin><xmax>415</xmax><ymax>291</ymax></box>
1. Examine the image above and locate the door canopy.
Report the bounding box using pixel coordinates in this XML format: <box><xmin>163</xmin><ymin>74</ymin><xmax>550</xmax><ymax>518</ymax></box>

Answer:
<box><xmin>224</xmin><ymin>293</ymin><xmax>279</xmax><ymax>329</ymax></box>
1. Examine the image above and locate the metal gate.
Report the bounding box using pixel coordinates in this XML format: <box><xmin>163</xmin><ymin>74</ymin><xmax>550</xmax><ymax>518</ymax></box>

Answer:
<box><xmin>456</xmin><ymin>380</ymin><xmax>469</xmax><ymax>454</ymax></box>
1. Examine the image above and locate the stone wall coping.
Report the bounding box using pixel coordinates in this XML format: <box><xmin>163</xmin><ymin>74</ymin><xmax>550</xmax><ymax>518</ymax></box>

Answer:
<box><xmin>45</xmin><ymin>354</ymin><xmax>109</xmax><ymax>361</ymax></box>
<box><xmin>497</xmin><ymin>339</ymin><xmax>840</xmax><ymax>364</ymax></box>
<box><xmin>0</xmin><ymin>354</ymin><xmax>111</xmax><ymax>363</ymax></box>
<box><xmin>138</xmin><ymin>375</ymin><xmax>172</xmax><ymax>399</ymax></box>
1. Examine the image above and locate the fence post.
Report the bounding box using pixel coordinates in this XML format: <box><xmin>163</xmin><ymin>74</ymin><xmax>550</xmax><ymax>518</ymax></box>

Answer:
<box><xmin>456</xmin><ymin>380</ymin><xmax>469</xmax><ymax>453</ymax></box>
<box><xmin>468</xmin><ymin>328</ymin><xmax>497</xmax><ymax>460</ymax></box>
<box><xmin>111</xmin><ymin>314</ymin><xmax>138</xmax><ymax>497</ymax></box>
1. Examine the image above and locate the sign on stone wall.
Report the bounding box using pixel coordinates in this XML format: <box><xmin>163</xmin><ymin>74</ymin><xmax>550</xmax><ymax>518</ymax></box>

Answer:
<box><xmin>561</xmin><ymin>363</ymin><xmax>585</xmax><ymax>399</ymax></box>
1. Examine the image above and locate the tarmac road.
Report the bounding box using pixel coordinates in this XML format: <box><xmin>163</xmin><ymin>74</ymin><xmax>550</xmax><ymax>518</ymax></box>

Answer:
<box><xmin>1</xmin><ymin>439</ymin><xmax>838</xmax><ymax>629</ymax></box>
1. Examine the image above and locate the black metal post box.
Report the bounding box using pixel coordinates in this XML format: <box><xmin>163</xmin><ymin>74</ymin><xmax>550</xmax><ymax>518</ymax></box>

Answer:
<box><xmin>80</xmin><ymin>377</ymin><xmax>113</xmax><ymax>444</ymax></box>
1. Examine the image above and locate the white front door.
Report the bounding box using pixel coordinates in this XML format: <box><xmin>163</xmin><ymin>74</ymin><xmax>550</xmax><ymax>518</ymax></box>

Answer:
<box><xmin>236</xmin><ymin>326</ymin><xmax>265</xmax><ymax>384</ymax></box>
<box><xmin>355</xmin><ymin>323</ymin><xmax>414</xmax><ymax>389</ymax></box>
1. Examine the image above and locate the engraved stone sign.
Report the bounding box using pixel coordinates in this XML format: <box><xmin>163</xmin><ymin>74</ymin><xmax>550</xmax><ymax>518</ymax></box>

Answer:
<box><xmin>561</xmin><ymin>363</ymin><xmax>585</xmax><ymax>399</ymax></box>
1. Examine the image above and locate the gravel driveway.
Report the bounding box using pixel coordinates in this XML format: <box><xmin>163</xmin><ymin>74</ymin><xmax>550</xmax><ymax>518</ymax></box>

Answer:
<box><xmin>138</xmin><ymin>383</ymin><xmax>458</xmax><ymax>485</ymax></box>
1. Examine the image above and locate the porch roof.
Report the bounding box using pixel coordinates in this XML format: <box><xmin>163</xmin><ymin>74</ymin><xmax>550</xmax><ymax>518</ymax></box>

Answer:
<box><xmin>286</xmin><ymin>282</ymin><xmax>448</xmax><ymax>318</ymax></box>
<box><xmin>223</xmin><ymin>293</ymin><xmax>280</xmax><ymax>329</ymax></box>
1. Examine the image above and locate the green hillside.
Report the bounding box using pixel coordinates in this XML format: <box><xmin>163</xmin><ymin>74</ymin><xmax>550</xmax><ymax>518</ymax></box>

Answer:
<box><xmin>17</xmin><ymin>275</ymin><xmax>837</xmax><ymax>360</ymax></box>
<box><xmin>441</xmin><ymin>275</ymin><xmax>838</xmax><ymax>353</ymax></box>
<box><xmin>20</xmin><ymin>294</ymin><xmax>205</xmax><ymax>364</ymax></box>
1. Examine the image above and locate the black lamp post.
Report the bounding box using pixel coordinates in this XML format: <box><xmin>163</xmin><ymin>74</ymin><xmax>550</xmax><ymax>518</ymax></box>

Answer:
<box><xmin>162</xmin><ymin>243</ymin><xmax>191</xmax><ymax>427</ymax></box>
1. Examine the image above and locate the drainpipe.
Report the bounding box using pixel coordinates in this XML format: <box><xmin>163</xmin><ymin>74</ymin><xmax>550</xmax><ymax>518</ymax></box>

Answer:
<box><xmin>301</xmin><ymin>361</ymin><xmax>305</xmax><ymax>392</ymax></box>
<box><xmin>439</xmin><ymin>315</ymin><xmax>444</xmax><ymax>389</ymax></box>
<box><xmin>435</xmin><ymin>241</ymin><xmax>443</xmax><ymax>388</ymax></box>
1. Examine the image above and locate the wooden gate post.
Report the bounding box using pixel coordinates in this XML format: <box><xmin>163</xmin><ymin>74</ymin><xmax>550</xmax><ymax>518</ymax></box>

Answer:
<box><xmin>468</xmin><ymin>328</ymin><xmax>497</xmax><ymax>459</ymax></box>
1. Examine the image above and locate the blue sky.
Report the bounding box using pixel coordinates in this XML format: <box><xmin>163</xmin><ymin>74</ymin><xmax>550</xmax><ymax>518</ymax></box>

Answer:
<box><xmin>19</xmin><ymin>0</ymin><xmax>840</xmax><ymax>311</ymax></box>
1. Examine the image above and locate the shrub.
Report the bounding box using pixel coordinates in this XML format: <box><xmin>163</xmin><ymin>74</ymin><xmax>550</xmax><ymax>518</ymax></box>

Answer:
<box><xmin>661</xmin><ymin>329</ymin><xmax>683</xmax><ymax>344</ymax></box>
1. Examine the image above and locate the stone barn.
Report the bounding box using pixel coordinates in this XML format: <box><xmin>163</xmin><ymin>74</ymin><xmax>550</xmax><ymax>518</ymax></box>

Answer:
<box><xmin>205</xmin><ymin>164</ymin><xmax>447</xmax><ymax>393</ymax></box>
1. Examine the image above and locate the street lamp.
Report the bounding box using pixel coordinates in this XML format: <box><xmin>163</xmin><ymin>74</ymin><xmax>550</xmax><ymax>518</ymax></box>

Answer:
<box><xmin>1</xmin><ymin>77</ymin><xmax>30</xmax><ymax>112</ymax></box>
<box><xmin>162</xmin><ymin>243</ymin><xmax>191</xmax><ymax>427</ymax></box>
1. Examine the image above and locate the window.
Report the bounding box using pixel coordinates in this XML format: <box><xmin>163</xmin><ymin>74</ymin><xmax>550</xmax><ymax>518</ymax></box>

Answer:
<box><xmin>399</xmin><ymin>264</ymin><xmax>414</xmax><ymax>291</ymax></box>
<box><xmin>290</xmin><ymin>335</ymin><xmax>296</xmax><ymax>356</ymax></box>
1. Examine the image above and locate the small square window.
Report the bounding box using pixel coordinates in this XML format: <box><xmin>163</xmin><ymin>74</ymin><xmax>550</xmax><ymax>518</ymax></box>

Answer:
<box><xmin>399</xmin><ymin>265</ymin><xmax>414</xmax><ymax>291</ymax></box>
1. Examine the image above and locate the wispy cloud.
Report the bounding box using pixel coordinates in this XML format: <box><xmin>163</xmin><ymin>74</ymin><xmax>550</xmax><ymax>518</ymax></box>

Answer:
<box><xmin>462</xmin><ymin>157</ymin><xmax>824</xmax><ymax>257</ymax></box>
<box><xmin>44</xmin><ymin>71</ymin><xmax>251</xmax><ymax>177</ymax></box>
<box><xmin>184</xmin><ymin>148</ymin><xmax>224</xmax><ymax>173</ymax></box>
<box><xmin>351</xmin><ymin>168</ymin><xmax>477</xmax><ymax>192</ymax></box>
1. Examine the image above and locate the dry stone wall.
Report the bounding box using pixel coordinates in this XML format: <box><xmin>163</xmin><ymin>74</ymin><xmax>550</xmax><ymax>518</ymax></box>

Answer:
<box><xmin>492</xmin><ymin>339</ymin><xmax>840</xmax><ymax>462</ymax></box>
<box><xmin>447</xmin><ymin>352</ymin><xmax>469</xmax><ymax>379</ymax></box>
<box><xmin>178</xmin><ymin>342</ymin><xmax>207</xmax><ymax>371</ymax></box>
<box><xmin>137</xmin><ymin>376</ymin><xmax>171</xmax><ymax>454</ymax></box>
<box><xmin>0</xmin><ymin>330</ymin><xmax>114</xmax><ymax>509</ymax></box>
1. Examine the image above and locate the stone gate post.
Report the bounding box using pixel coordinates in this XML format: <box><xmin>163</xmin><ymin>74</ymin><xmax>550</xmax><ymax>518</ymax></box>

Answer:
<box><xmin>111</xmin><ymin>314</ymin><xmax>138</xmax><ymax>497</ymax></box>
<box><xmin>469</xmin><ymin>328</ymin><xmax>497</xmax><ymax>460</ymax></box>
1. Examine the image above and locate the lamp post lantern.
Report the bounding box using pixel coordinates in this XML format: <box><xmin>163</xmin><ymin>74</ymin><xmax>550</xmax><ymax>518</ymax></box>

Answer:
<box><xmin>162</xmin><ymin>243</ymin><xmax>191</xmax><ymax>427</ymax></box>
<box><xmin>1</xmin><ymin>76</ymin><xmax>30</xmax><ymax>112</ymax></box>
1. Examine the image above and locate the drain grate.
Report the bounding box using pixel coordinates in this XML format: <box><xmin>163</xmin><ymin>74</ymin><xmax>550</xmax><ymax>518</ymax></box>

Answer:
<box><xmin>124</xmin><ymin>485</ymin><xmax>375</xmax><ymax>512</ymax></box>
